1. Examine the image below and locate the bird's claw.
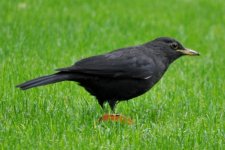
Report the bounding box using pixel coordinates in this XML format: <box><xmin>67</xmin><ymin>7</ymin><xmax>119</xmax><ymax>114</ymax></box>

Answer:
<box><xmin>98</xmin><ymin>114</ymin><xmax>133</xmax><ymax>125</ymax></box>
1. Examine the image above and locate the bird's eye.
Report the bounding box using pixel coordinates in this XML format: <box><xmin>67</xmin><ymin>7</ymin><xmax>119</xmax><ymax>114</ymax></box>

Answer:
<box><xmin>170</xmin><ymin>43</ymin><xmax>179</xmax><ymax>50</ymax></box>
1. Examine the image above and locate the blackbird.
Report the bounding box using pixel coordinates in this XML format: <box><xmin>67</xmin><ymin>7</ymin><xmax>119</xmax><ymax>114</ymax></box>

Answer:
<box><xmin>17</xmin><ymin>37</ymin><xmax>199</xmax><ymax>111</ymax></box>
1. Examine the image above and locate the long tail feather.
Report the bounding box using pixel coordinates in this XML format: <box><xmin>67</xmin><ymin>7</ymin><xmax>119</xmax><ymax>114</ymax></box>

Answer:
<box><xmin>16</xmin><ymin>73</ymin><xmax>71</xmax><ymax>90</ymax></box>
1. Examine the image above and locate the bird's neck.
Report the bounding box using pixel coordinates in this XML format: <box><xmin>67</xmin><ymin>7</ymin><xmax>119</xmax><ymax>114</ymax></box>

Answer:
<box><xmin>157</xmin><ymin>51</ymin><xmax>182</xmax><ymax>65</ymax></box>
<box><xmin>155</xmin><ymin>54</ymin><xmax>180</xmax><ymax>72</ymax></box>
<box><xmin>167</xmin><ymin>53</ymin><xmax>182</xmax><ymax>64</ymax></box>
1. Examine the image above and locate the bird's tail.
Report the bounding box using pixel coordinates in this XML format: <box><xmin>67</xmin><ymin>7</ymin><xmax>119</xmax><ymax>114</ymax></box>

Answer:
<box><xmin>16</xmin><ymin>73</ymin><xmax>72</xmax><ymax>90</ymax></box>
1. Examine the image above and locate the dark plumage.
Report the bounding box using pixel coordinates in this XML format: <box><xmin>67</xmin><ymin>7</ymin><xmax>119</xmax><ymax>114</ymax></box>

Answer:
<box><xmin>17</xmin><ymin>37</ymin><xmax>199</xmax><ymax>111</ymax></box>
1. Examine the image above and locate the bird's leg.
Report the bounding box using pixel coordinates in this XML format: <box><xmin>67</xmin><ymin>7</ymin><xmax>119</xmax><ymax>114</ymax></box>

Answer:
<box><xmin>108</xmin><ymin>100</ymin><xmax>117</xmax><ymax>113</ymax></box>
<box><xmin>98</xmin><ymin>100</ymin><xmax>133</xmax><ymax>124</ymax></box>
<box><xmin>97</xmin><ymin>99</ymin><xmax>104</xmax><ymax>109</ymax></box>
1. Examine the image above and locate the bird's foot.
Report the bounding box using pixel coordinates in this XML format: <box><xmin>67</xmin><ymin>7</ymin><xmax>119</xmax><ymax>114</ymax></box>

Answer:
<box><xmin>98</xmin><ymin>114</ymin><xmax>133</xmax><ymax>125</ymax></box>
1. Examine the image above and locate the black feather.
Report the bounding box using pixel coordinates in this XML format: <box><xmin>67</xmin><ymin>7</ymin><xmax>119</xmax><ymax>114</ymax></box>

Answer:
<box><xmin>16</xmin><ymin>74</ymin><xmax>71</xmax><ymax>90</ymax></box>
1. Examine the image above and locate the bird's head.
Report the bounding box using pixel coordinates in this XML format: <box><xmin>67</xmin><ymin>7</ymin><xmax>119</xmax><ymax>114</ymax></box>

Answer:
<box><xmin>147</xmin><ymin>37</ymin><xmax>199</xmax><ymax>63</ymax></box>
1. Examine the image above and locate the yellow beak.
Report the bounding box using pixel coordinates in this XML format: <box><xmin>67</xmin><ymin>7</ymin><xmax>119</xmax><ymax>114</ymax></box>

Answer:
<box><xmin>177</xmin><ymin>48</ymin><xmax>200</xmax><ymax>56</ymax></box>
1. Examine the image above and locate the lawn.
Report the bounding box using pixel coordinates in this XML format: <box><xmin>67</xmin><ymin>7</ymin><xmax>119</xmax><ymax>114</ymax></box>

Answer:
<box><xmin>0</xmin><ymin>0</ymin><xmax>224</xmax><ymax>149</ymax></box>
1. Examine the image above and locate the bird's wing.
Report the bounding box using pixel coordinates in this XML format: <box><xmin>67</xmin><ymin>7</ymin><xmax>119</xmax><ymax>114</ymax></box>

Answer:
<box><xmin>56</xmin><ymin>48</ymin><xmax>156</xmax><ymax>79</ymax></box>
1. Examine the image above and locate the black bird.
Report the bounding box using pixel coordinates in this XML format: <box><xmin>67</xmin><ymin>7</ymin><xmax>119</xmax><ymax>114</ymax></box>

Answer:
<box><xmin>17</xmin><ymin>37</ymin><xmax>199</xmax><ymax>111</ymax></box>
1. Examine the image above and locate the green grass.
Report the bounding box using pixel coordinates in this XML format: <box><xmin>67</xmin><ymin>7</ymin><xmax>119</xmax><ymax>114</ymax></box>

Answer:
<box><xmin>0</xmin><ymin>0</ymin><xmax>225</xmax><ymax>149</ymax></box>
